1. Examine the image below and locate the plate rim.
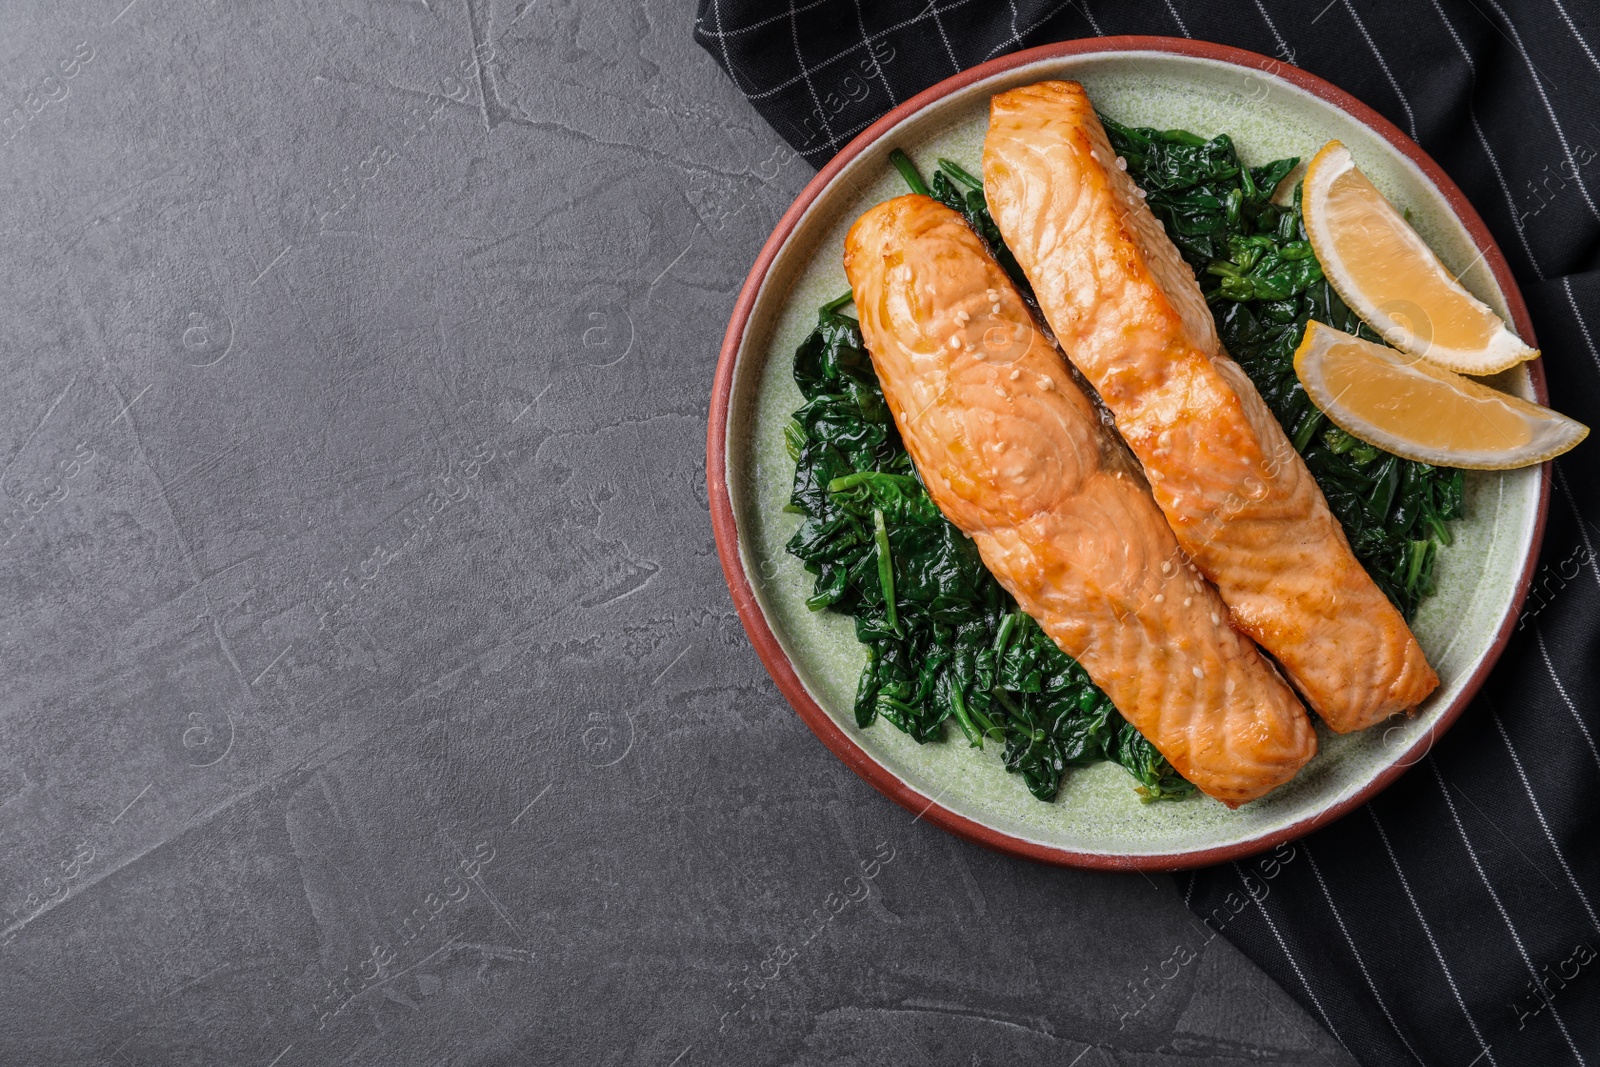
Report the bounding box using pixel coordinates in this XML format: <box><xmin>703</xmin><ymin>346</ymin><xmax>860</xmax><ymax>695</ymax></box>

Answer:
<box><xmin>706</xmin><ymin>35</ymin><xmax>1552</xmax><ymax>872</ymax></box>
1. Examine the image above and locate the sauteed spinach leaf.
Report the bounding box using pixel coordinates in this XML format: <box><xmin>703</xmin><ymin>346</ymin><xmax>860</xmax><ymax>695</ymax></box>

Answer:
<box><xmin>1100</xmin><ymin>115</ymin><xmax>1464</xmax><ymax>617</ymax></box>
<box><xmin>784</xmin><ymin>292</ymin><xmax>1191</xmax><ymax>802</ymax></box>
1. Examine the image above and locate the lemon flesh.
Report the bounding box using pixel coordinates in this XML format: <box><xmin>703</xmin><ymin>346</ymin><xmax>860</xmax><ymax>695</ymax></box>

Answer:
<box><xmin>1303</xmin><ymin>141</ymin><xmax>1538</xmax><ymax>376</ymax></box>
<box><xmin>1294</xmin><ymin>321</ymin><xmax>1586</xmax><ymax>470</ymax></box>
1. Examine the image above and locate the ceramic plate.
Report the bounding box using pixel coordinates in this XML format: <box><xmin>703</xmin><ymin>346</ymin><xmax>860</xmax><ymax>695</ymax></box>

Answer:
<box><xmin>708</xmin><ymin>38</ymin><xmax>1549</xmax><ymax>871</ymax></box>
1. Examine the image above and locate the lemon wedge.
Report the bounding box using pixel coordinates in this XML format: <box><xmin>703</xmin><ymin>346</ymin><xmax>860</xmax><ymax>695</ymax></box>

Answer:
<box><xmin>1294</xmin><ymin>321</ymin><xmax>1587</xmax><ymax>470</ymax></box>
<box><xmin>1302</xmin><ymin>141</ymin><xmax>1538</xmax><ymax>376</ymax></box>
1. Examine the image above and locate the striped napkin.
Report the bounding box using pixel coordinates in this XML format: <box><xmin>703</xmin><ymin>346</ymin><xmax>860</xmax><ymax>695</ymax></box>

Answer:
<box><xmin>695</xmin><ymin>2</ymin><xmax>1600</xmax><ymax>1062</ymax></box>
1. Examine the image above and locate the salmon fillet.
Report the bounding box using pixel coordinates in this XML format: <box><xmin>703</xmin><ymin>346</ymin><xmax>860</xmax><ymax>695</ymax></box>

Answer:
<box><xmin>982</xmin><ymin>80</ymin><xmax>1439</xmax><ymax>732</ymax></box>
<box><xmin>843</xmin><ymin>195</ymin><xmax>1316</xmax><ymax>805</ymax></box>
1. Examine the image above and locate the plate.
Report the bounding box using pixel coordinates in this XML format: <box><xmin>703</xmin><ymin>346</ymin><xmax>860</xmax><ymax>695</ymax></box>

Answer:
<box><xmin>707</xmin><ymin>37</ymin><xmax>1549</xmax><ymax>871</ymax></box>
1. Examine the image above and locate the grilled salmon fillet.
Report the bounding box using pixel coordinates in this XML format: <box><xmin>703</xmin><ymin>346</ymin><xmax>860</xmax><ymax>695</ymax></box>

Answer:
<box><xmin>983</xmin><ymin>81</ymin><xmax>1439</xmax><ymax>733</ymax></box>
<box><xmin>844</xmin><ymin>195</ymin><xmax>1315</xmax><ymax>805</ymax></box>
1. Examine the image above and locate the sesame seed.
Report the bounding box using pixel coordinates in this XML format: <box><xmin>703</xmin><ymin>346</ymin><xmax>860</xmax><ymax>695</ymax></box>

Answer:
<box><xmin>1211</xmin><ymin>613</ymin><xmax>1221</xmax><ymax>625</ymax></box>
<box><xmin>1183</xmin><ymin>597</ymin><xmax>1192</xmax><ymax>607</ymax></box>
<box><xmin>1009</xmin><ymin>368</ymin><xmax>1020</xmax><ymax>380</ymax></box>
<box><xmin>948</xmin><ymin>335</ymin><xmax>961</xmax><ymax>349</ymax></box>
<box><xmin>991</xmin><ymin>303</ymin><xmax>1001</xmax><ymax>315</ymax></box>
<box><xmin>1038</xmin><ymin>375</ymin><xmax>1054</xmax><ymax>390</ymax></box>
<box><xmin>1136</xmin><ymin>188</ymin><xmax>1147</xmax><ymax>199</ymax></box>
<box><xmin>1192</xmin><ymin>666</ymin><xmax>1204</xmax><ymax>679</ymax></box>
<box><xmin>1154</xmin><ymin>594</ymin><xmax>1165</xmax><ymax>603</ymax></box>
<box><xmin>1115</xmin><ymin>155</ymin><xmax>1127</xmax><ymax>171</ymax></box>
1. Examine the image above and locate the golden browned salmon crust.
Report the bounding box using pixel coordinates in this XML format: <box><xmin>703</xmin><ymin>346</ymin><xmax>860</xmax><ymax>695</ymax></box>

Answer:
<box><xmin>844</xmin><ymin>194</ymin><xmax>1316</xmax><ymax>805</ymax></box>
<box><xmin>982</xmin><ymin>80</ymin><xmax>1438</xmax><ymax>733</ymax></box>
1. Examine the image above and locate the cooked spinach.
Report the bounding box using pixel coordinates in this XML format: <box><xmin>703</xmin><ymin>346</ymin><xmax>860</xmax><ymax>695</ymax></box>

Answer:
<box><xmin>784</xmin><ymin>290</ymin><xmax>1191</xmax><ymax>802</ymax></box>
<box><xmin>1100</xmin><ymin>115</ymin><xmax>1464</xmax><ymax>617</ymax></box>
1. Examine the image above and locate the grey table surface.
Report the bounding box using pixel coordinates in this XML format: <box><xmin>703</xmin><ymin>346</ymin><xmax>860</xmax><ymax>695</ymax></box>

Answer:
<box><xmin>0</xmin><ymin>2</ymin><xmax>1359</xmax><ymax>1064</ymax></box>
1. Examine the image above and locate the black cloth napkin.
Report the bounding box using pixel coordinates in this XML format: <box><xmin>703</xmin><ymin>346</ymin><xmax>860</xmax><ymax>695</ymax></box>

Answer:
<box><xmin>696</xmin><ymin>2</ymin><xmax>1600</xmax><ymax>1063</ymax></box>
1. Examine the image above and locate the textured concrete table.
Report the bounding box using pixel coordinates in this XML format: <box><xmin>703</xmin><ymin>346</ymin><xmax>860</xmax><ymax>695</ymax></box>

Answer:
<box><xmin>0</xmin><ymin>2</ymin><xmax>1356</xmax><ymax>1063</ymax></box>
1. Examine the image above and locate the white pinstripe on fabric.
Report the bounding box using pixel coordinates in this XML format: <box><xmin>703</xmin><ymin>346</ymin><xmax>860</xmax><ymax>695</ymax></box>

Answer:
<box><xmin>1561</xmin><ymin>276</ymin><xmax>1600</xmax><ymax>374</ymax></box>
<box><xmin>806</xmin><ymin>111</ymin><xmax>880</xmax><ymax>153</ymax></box>
<box><xmin>1163</xmin><ymin>0</ymin><xmax>1190</xmax><ymax>37</ymax></box>
<box><xmin>1302</xmin><ymin>842</ymin><xmax>1427</xmax><ymax>1064</ymax></box>
<box><xmin>1427</xmin><ymin>0</ymin><xmax>1546</xmax><ymax>276</ymax></box>
<box><xmin>708</xmin><ymin>0</ymin><xmax>759</xmax><ymax>93</ymax></box>
<box><xmin>697</xmin><ymin>0</ymin><xmax>833</xmax><ymax>39</ymax></box>
<box><xmin>1481</xmin><ymin>0</ymin><xmax>1600</xmax><ymax>225</ymax></box>
<box><xmin>1341</xmin><ymin>0</ymin><xmax>1418</xmax><ymax>138</ymax></box>
<box><xmin>1551</xmin><ymin>0</ymin><xmax>1600</xmax><ymax>74</ymax></box>
<box><xmin>982</xmin><ymin>0</ymin><xmax>1086</xmax><ymax>61</ymax></box>
<box><xmin>853</xmin><ymin>0</ymin><xmax>898</xmax><ymax>107</ymax></box>
<box><xmin>925</xmin><ymin>0</ymin><xmax>962</xmax><ymax>73</ymax></box>
<box><xmin>787</xmin><ymin>0</ymin><xmax>840</xmax><ymax>152</ymax></box>
<box><xmin>1368</xmin><ymin>806</ymin><xmax>1499</xmax><ymax>1067</ymax></box>
<box><xmin>1004</xmin><ymin>0</ymin><xmax>1027</xmax><ymax>59</ymax></box>
<box><xmin>1429</xmin><ymin>755</ymin><xmax>1590</xmax><ymax>1065</ymax></box>
<box><xmin>1490</xmin><ymin>705</ymin><xmax>1600</xmax><ymax>935</ymax></box>
<box><xmin>1251</xmin><ymin>0</ymin><xmax>1291</xmax><ymax>59</ymax></box>
<box><xmin>1552</xmin><ymin>274</ymin><xmax>1600</xmax><ymax>602</ymax></box>
<box><xmin>741</xmin><ymin>0</ymin><xmax>982</xmax><ymax>101</ymax></box>
<box><xmin>1075</xmin><ymin>0</ymin><xmax>1103</xmax><ymax>37</ymax></box>
<box><xmin>1232</xmin><ymin>860</ymin><xmax>1348</xmax><ymax>1052</ymax></box>
<box><xmin>1537</xmin><ymin>625</ymin><xmax>1600</xmax><ymax>772</ymax></box>
<box><xmin>1552</xmin><ymin>461</ymin><xmax>1600</xmax><ymax>588</ymax></box>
